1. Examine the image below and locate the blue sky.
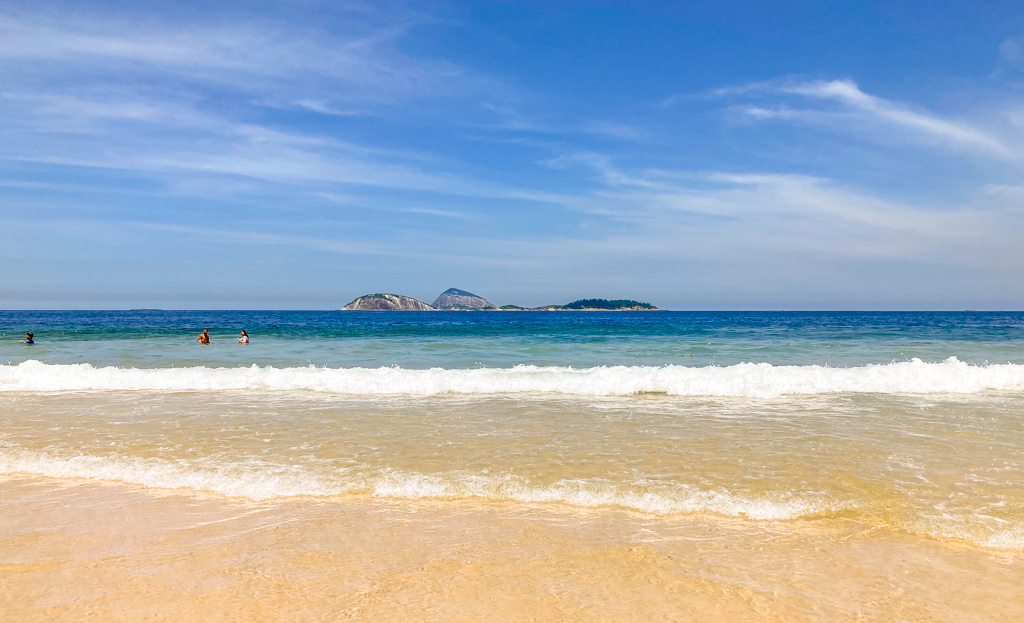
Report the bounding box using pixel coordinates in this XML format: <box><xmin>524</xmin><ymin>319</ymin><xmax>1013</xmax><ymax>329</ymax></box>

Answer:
<box><xmin>3</xmin><ymin>0</ymin><xmax>1024</xmax><ymax>309</ymax></box>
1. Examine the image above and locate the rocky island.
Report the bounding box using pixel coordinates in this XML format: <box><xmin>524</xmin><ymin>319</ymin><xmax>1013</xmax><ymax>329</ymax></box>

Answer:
<box><xmin>341</xmin><ymin>293</ymin><xmax>436</xmax><ymax>311</ymax></box>
<box><xmin>342</xmin><ymin>290</ymin><xmax>661</xmax><ymax>311</ymax></box>
<box><xmin>431</xmin><ymin>288</ymin><xmax>497</xmax><ymax>310</ymax></box>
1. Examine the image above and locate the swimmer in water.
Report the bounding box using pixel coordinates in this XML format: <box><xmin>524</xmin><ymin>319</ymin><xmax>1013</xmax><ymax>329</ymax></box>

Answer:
<box><xmin>238</xmin><ymin>330</ymin><xmax>249</xmax><ymax>344</ymax></box>
<box><xmin>21</xmin><ymin>332</ymin><xmax>34</xmax><ymax>344</ymax></box>
<box><xmin>197</xmin><ymin>328</ymin><xmax>210</xmax><ymax>344</ymax></box>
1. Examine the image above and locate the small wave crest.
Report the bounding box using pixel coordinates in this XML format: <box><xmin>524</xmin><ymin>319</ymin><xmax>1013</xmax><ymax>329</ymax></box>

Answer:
<box><xmin>0</xmin><ymin>451</ymin><xmax>841</xmax><ymax>521</ymax></box>
<box><xmin>2</xmin><ymin>358</ymin><xmax>1024</xmax><ymax>397</ymax></box>
<box><xmin>4</xmin><ymin>452</ymin><xmax>1022</xmax><ymax>550</ymax></box>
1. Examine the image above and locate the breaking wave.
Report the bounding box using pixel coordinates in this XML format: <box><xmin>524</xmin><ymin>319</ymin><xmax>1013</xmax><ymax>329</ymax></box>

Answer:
<box><xmin>2</xmin><ymin>357</ymin><xmax>1024</xmax><ymax>397</ymax></box>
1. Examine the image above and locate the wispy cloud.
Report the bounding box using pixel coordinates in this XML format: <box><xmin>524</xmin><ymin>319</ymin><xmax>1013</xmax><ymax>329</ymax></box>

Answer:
<box><xmin>291</xmin><ymin>100</ymin><xmax>370</xmax><ymax>117</ymax></box>
<box><xmin>7</xmin><ymin>147</ymin><xmax>515</xmax><ymax>199</ymax></box>
<box><xmin>138</xmin><ymin>222</ymin><xmax>385</xmax><ymax>255</ymax></box>
<box><xmin>778</xmin><ymin>80</ymin><xmax>1011</xmax><ymax>157</ymax></box>
<box><xmin>0</xmin><ymin>12</ymin><xmax>478</xmax><ymax>107</ymax></box>
<box><xmin>0</xmin><ymin>7</ymin><xmax>578</xmax><ymax>207</ymax></box>
<box><xmin>696</xmin><ymin>78</ymin><xmax>1013</xmax><ymax>159</ymax></box>
<box><xmin>581</xmin><ymin>120</ymin><xmax>650</xmax><ymax>142</ymax></box>
<box><xmin>524</xmin><ymin>152</ymin><xmax>1013</xmax><ymax>265</ymax></box>
<box><xmin>1000</xmin><ymin>37</ymin><xmax>1024</xmax><ymax>66</ymax></box>
<box><xmin>399</xmin><ymin>206</ymin><xmax>472</xmax><ymax>219</ymax></box>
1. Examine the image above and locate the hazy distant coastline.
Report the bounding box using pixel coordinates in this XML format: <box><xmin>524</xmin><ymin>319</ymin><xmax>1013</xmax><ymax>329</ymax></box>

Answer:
<box><xmin>342</xmin><ymin>288</ymin><xmax>660</xmax><ymax>311</ymax></box>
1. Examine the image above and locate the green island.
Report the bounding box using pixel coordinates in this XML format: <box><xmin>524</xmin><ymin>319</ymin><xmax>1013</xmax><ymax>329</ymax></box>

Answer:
<box><xmin>556</xmin><ymin>299</ymin><xmax>659</xmax><ymax>310</ymax></box>
<box><xmin>515</xmin><ymin>299</ymin><xmax>661</xmax><ymax>311</ymax></box>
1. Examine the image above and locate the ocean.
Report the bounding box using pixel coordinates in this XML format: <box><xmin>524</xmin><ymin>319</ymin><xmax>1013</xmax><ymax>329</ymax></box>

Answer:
<box><xmin>3</xmin><ymin>310</ymin><xmax>1024</xmax><ymax>620</ymax></box>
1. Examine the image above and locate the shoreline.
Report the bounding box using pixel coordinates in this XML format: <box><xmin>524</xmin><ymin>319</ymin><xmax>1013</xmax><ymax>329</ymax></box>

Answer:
<box><xmin>1</xmin><ymin>468</ymin><xmax>1022</xmax><ymax>552</ymax></box>
<box><xmin>3</xmin><ymin>474</ymin><xmax>1022</xmax><ymax>622</ymax></box>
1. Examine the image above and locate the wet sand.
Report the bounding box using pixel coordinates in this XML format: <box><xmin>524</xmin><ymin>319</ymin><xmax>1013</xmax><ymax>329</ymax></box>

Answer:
<box><xmin>2</xmin><ymin>475</ymin><xmax>1022</xmax><ymax>622</ymax></box>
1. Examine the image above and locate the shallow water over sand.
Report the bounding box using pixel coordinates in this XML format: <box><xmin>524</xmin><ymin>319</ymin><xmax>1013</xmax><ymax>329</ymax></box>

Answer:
<box><xmin>2</xmin><ymin>391</ymin><xmax>1024</xmax><ymax>551</ymax></box>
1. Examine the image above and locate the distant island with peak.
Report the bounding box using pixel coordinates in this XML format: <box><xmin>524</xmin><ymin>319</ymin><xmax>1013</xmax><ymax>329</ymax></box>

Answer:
<box><xmin>342</xmin><ymin>289</ymin><xmax>660</xmax><ymax>311</ymax></box>
<box><xmin>431</xmin><ymin>288</ymin><xmax>497</xmax><ymax>310</ymax></box>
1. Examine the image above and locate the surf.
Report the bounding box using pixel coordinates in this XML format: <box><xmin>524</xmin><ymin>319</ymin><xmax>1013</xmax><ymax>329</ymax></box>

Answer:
<box><xmin>3</xmin><ymin>357</ymin><xmax>1024</xmax><ymax>397</ymax></box>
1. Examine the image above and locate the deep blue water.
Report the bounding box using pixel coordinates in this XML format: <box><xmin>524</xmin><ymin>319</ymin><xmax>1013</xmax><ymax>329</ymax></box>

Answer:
<box><xmin>1</xmin><ymin>310</ymin><xmax>1023</xmax><ymax>369</ymax></box>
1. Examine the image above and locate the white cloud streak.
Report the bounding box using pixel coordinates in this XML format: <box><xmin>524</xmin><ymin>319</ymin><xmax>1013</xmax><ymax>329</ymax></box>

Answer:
<box><xmin>779</xmin><ymin>80</ymin><xmax>1011</xmax><ymax>158</ymax></box>
<box><xmin>0</xmin><ymin>13</ymin><xmax>475</xmax><ymax>106</ymax></box>
<box><xmin>137</xmin><ymin>223</ymin><xmax>385</xmax><ymax>255</ymax></box>
<box><xmin>710</xmin><ymin>78</ymin><xmax>1014</xmax><ymax>160</ymax></box>
<box><xmin>0</xmin><ymin>8</ymin><xmax>569</xmax><ymax>205</ymax></box>
<box><xmin>1000</xmin><ymin>37</ymin><xmax>1024</xmax><ymax>65</ymax></box>
<box><xmin>526</xmin><ymin>152</ymin><xmax>1019</xmax><ymax>269</ymax></box>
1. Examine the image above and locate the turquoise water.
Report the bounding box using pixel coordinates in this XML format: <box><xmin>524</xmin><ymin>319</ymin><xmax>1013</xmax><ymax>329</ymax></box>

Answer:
<box><xmin>2</xmin><ymin>310</ymin><xmax>1023</xmax><ymax>368</ymax></box>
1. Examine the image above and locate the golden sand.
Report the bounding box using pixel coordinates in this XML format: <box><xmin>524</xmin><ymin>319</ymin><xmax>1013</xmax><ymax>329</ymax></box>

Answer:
<box><xmin>2</xmin><ymin>475</ymin><xmax>1022</xmax><ymax>622</ymax></box>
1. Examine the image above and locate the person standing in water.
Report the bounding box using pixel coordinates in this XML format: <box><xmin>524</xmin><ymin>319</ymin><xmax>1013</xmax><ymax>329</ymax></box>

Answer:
<box><xmin>197</xmin><ymin>328</ymin><xmax>210</xmax><ymax>344</ymax></box>
<box><xmin>21</xmin><ymin>332</ymin><xmax>34</xmax><ymax>344</ymax></box>
<box><xmin>237</xmin><ymin>330</ymin><xmax>249</xmax><ymax>344</ymax></box>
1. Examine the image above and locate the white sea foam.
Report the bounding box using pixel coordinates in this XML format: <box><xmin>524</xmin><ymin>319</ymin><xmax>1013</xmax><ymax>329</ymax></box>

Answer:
<box><xmin>6</xmin><ymin>452</ymin><xmax>1023</xmax><ymax>549</ymax></box>
<box><xmin>0</xmin><ymin>451</ymin><xmax>840</xmax><ymax>520</ymax></box>
<box><xmin>2</xmin><ymin>358</ymin><xmax>1024</xmax><ymax>397</ymax></box>
<box><xmin>983</xmin><ymin>528</ymin><xmax>1024</xmax><ymax>550</ymax></box>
